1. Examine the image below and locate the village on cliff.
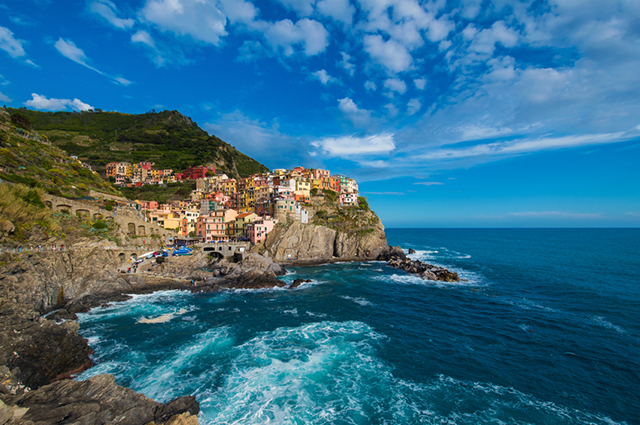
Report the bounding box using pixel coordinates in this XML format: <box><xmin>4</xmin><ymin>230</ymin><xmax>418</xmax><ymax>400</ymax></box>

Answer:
<box><xmin>104</xmin><ymin>161</ymin><xmax>361</xmax><ymax>245</ymax></box>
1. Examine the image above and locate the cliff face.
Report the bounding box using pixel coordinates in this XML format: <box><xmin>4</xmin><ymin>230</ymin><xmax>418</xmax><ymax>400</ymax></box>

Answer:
<box><xmin>262</xmin><ymin>216</ymin><xmax>390</xmax><ymax>263</ymax></box>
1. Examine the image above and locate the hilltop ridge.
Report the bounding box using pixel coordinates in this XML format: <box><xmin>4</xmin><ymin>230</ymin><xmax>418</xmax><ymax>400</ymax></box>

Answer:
<box><xmin>6</xmin><ymin>108</ymin><xmax>269</xmax><ymax>179</ymax></box>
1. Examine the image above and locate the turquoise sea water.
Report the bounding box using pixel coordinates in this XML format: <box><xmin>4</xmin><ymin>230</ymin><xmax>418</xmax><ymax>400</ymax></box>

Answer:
<box><xmin>78</xmin><ymin>229</ymin><xmax>640</xmax><ymax>424</ymax></box>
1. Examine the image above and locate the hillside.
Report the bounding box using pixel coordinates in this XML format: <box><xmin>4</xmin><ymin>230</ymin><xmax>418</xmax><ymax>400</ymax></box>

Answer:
<box><xmin>6</xmin><ymin>108</ymin><xmax>269</xmax><ymax>179</ymax></box>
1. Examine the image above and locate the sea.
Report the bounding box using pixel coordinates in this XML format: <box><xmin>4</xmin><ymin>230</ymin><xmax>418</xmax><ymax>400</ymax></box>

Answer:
<box><xmin>77</xmin><ymin>228</ymin><xmax>640</xmax><ymax>424</ymax></box>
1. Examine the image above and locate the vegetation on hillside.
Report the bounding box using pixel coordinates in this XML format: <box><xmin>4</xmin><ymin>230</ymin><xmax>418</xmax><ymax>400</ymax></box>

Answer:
<box><xmin>119</xmin><ymin>181</ymin><xmax>195</xmax><ymax>203</ymax></box>
<box><xmin>0</xmin><ymin>109</ymin><xmax>118</xmax><ymax>198</ymax></box>
<box><xmin>311</xmin><ymin>193</ymin><xmax>379</xmax><ymax>232</ymax></box>
<box><xmin>7</xmin><ymin>108</ymin><xmax>269</xmax><ymax>179</ymax></box>
<box><xmin>0</xmin><ymin>184</ymin><xmax>61</xmax><ymax>240</ymax></box>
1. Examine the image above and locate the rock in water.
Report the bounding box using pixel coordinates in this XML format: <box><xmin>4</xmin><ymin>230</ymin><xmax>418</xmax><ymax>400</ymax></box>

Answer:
<box><xmin>290</xmin><ymin>278</ymin><xmax>312</xmax><ymax>288</ymax></box>
<box><xmin>387</xmin><ymin>256</ymin><xmax>459</xmax><ymax>282</ymax></box>
<box><xmin>408</xmin><ymin>248</ymin><xmax>416</xmax><ymax>254</ymax></box>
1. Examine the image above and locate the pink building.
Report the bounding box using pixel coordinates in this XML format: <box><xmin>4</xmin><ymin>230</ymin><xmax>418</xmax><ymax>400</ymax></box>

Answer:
<box><xmin>312</xmin><ymin>169</ymin><xmax>330</xmax><ymax>180</ymax></box>
<box><xmin>339</xmin><ymin>193</ymin><xmax>358</xmax><ymax>206</ymax></box>
<box><xmin>196</xmin><ymin>209</ymin><xmax>237</xmax><ymax>242</ymax></box>
<box><xmin>246</xmin><ymin>217</ymin><xmax>278</xmax><ymax>244</ymax></box>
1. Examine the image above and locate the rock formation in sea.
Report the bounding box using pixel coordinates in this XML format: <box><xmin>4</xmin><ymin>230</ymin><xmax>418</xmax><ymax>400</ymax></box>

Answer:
<box><xmin>387</xmin><ymin>256</ymin><xmax>460</xmax><ymax>282</ymax></box>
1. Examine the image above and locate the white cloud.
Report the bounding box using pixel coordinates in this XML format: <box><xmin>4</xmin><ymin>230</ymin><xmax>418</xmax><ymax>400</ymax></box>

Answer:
<box><xmin>55</xmin><ymin>38</ymin><xmax>96</xmax><ymax>70</ymax></box>
<box><xmin>24</xmin><ymin>93</ymin><xmax>93</xmax><ymax>111</ymax></box>
<box><xmin>88</xmin><ymin>0</ymin><xmax>134</xmax><ymax>29</ymax></box>
<box><xmin>55</xmin><ymin>38</ymin><xmax>132</xmax><ymax>85</ymax></box>
<box><xmin>140</xmin><ymin>0</ymin><xmax>227</xmax><ymax>45</ymax></box>
<box><xmin>217</xmin><ymin>0</ymin><xmax>257</xmax><ymax>24</ymax></box>
<box><xmin>338</xmin><ymin>51</ymin><xmax>355</xmax><ymax>76</ymax></box>
<box><xmin>311</xmin><ymin>133</ymin><xmax>395</xmax><ymax>157</ymax></box>
<box><xmin>426</xmin><ymin>16</ymin><xmax>454</xmax><ymax>42</ymax></box>
<box><xmin>260</xmin><ymin>18</ymin><xmax>329</xmax><ymax>56</ymax></box>
<box><xmin>131</xmin><ymin>30</ymin><xmax>155</xmax><ymax>48</ymax></box>
<box><xmin>468</xmin><ymin>21</ymin><xmax>519</xmax><ymax>55</ymax></box>
<box><xmin>384</xmin><ymin>78</ymin><xmax>407</xmax><ymax>95</ymax></box>
<box><xmin>407</xmin><ymin>98</ymin><xmax>421</xmax><ymax>115</ymax></box>
<box><xmin>0</xmin><ymin>90</ymin><xmax>12</xmax><ymax>103</ymax></box>
<box><xmin>384</xmin><ymin>103</ymin><xmax>399</xmax><ymax>117</ymax></box>
<box><xmin>414</xmin><ymin>78</ymin><xmax>426</xmax><ymax>90</ymax></box>
<box><xmin>275</xmin><ymin>0</ymin><xmax>315</xmax><ymax>17</ymax></box>
<box><xmin>316</xmin><ymin>0</ymin><xmax>354</xmax><ymax>25</ymax></box>
<box><xmin>414</xmin><ymin>181</ymin><xmax>443</xmax><ymax>186</ymax></box>
<box><xmin>0</xmin><ymin>26</ymin><xmax>26</xmax><ymax>58</ymax></box>
<box><xmin>416</xmin><ymin>132</ymin><xmax>628</xmax><ymax>161</ymax></box>
<box><xmin>311</xmin><ymin>69</ymin><xmax>337</xmax><ymax>85</ymax></box>
<box><xmin>338</xmin><ymin>97</ymin><xmax>372</xmax><ymax>127</ymax></box>
<box><xmin>364</xmin><ymin>81</ymin><xmax>377</xmax><ymax>91</ymax></box>
<box><xmin>363</xmin><ymin>34</ymin><xmax>412</xmax><ymax>74</ymax></box>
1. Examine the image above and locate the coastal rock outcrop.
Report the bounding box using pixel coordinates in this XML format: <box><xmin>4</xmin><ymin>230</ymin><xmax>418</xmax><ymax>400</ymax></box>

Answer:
<box><xmin>263</xmin><ymin>222</ymin><xmax>336</xmax><ymax>262</ymax></box>
<box><xmin>387</xmin><ymin>256</ymin><xmax>460</xmax><ymax>282</ymax></box>
<box><xmin>0</xmin><ymin>374</ymin><xmax>199</xmax><ymax>425</ymax></box>
<box><xmin>262</xmin><ymin>221</ymin><xmax>394</xmax><ymax>263</ymax></box>
<box><xmin>211</xmin><ymin>254</ymin><xmax>287</xmax><ymax>289</ymax></box>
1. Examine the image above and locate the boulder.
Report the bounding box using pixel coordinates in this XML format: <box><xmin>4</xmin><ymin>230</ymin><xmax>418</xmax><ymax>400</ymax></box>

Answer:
<box><xmin>290</xmin><ymin>279</ymin><xmax>312</xmax><ymax>289</ymax></box>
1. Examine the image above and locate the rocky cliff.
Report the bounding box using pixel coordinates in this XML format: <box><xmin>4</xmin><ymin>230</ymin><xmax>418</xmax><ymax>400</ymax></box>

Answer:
<box><xmin>261</xmin><ymin>221</ymin><xmax>390</xmax><ymax>262</ymax></box>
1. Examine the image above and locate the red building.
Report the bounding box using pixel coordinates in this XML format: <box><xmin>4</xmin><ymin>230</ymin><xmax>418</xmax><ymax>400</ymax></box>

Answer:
<box><xmin>179</xmin><ymin>166</ymin><xmax>215</xmax><ymax>180</ymax></box>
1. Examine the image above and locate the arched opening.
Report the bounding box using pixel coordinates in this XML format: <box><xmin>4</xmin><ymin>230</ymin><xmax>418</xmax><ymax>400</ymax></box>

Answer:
<box><xmin>45</xmin><ymin>200</ymin><xmax>52</xmax><ymax>208</ymax></box>
<box><xmin>209</xmin><ymin>252</ymin><xmax>224</xmax><ymax>261</ymax></box>
<box><xmin>56</xmin><ymin>204</ymin><xmax>72</xmax><ymax>213</ymax></box>
<box><xmin>94</xmin><ymin>213</ymin><xmax>103</xmax><ymax>219</ymax></box>
<box><xmin>118</xmin><ymin>253</ymin><xmax>126</xmax><ymax>262</ymax></box>
<box><xmin>127</xmin><ymin>223</ymin><xmax>136</xmax><ymax>236</ymax></box>
<box><xmin>138</xmin><ymin>225</ymin><xmax>146</xmax><ymax>236</ymax></box>
<box><xmin>76</xmin><ymin>209</ymin><xmax>90</xmax><ymax>218</ymax></box>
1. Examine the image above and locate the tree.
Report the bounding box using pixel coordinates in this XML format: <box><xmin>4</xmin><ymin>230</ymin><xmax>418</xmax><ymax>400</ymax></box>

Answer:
<box><xmin>10</xmin><ymin>113</ymin><xmax>31</xmax><ymax>130</ymax></box>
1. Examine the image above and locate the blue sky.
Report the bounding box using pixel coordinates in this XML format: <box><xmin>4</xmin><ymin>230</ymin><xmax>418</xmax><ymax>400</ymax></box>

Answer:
<box><xmin>0</xmin><ymin>0</ymin><xmax>639</xmax><ymax>227</ymax></box>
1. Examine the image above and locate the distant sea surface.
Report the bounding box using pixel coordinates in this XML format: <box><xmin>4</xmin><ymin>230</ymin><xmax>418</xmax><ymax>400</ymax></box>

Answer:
<box><xmin>78</xmin><ymin>228</ymin><xmax>640</xmax><ymax>424</ymax></box>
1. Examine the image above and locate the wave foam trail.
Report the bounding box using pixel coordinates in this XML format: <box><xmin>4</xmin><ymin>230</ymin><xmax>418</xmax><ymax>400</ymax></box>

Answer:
<box><xmin>340</xmin><ymin>296</ymin><xmax>373</xmax><ymax>307</ymax></box>
<box><xmin>196</xmin><ymin>321</ymin><xmax>618</xmax><ymax>425</ymax></box>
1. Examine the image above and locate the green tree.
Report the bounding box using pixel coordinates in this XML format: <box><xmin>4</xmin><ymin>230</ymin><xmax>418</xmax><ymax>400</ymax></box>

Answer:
<box><xmin>10</xmin><ymin>113</ymin><xmax>32</xmax><ymax>130</ymax></box>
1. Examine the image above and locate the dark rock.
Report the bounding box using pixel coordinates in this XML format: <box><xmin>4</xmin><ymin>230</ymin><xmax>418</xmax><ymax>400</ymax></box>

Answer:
<box><xmin>45</xmin><ymin>309</ymin><xmax>78</xmax><ymax>321</ymax></box>
<box><xmin>222</xmin><ymin>270</ymin><xmax>286</xmax><ymax>289</ymax></box>
<box><xmin>386</xmin><ymin>257</ymin><xmax>459</xmax><ymax>282</ymax></box>
<box><xmin>290</xmin><ymin>278</ymin><xmax>312</xmax><ymax>288</ymax></box>
<box><xmin>155</xmin><ymin>396</ymin><xmax>199</xmax><ymax>423</ymax></box>
<box><xmin>408</xmin><ymin>248</ymin><xmax>416</xmax><ymax>254</ymax></box>
<box><xmin>0</xmin><ymin>302</ymin><xmax>92</xmax><ymax>390</ymax></box>
<box><xmin>377</xmin><ymin>245</ymin><xmax>406</xmax><ymax>261</ymax></box>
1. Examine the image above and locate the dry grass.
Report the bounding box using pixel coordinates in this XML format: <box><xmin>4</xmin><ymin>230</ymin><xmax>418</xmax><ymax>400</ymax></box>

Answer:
<box><xmin>0</xmin><ymin>183</ymin><xmax>61</xmax><ymax>236</ymax></box>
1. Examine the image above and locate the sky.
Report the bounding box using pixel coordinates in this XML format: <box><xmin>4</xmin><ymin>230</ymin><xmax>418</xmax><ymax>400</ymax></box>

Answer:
<box><xmin>0</xmin><ymin>0</ymin><xmax>639</xmax><ymax>227</ymax></box>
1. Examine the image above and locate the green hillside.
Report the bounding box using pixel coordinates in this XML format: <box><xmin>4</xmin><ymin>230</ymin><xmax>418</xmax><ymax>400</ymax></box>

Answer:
<box><xmin>6</xmin><ymin>108</ymin><xmax>269</xmax><ymax>179</ymax></box>
<box><xmin>0</xmin><ymin>109</ymin><xmax>117</xmax><ymax>198</ymax></box>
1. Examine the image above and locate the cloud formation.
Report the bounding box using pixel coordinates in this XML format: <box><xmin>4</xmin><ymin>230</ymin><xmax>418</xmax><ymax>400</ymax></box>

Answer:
<box><xmin>24</xmin><ymin>93</ymin><xmax>93</xmax><ymax>111</ymax></box>
<box><xmin>54</xmin><ymin>38</ymin><xmax>132</xmax><ymax>85</ymax></box>
<box><xmin>88</xmin><ymin>0</ymin><xmax>134</xmax><ymax>29</ymax></box>
<box><xmin>0</xmin><ymin>26</ymin><xmax>26</xmax><ymax>58</ymax></box>
<box><xmin>311</xmin><ymin>133</ymin><xmax>395</xmax><ymax>157</ymax></box>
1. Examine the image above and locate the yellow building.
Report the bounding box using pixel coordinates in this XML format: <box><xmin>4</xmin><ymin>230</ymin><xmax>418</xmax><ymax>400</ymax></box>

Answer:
<box><xmin>233</xmin><ymin>212</ymin><xmax>257</xmax><ymax>238</ymax></box>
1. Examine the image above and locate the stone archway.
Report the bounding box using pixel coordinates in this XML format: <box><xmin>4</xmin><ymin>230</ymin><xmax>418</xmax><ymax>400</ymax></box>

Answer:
<box><xmin>56</xmin><ymin>204</ymin><xmax>72</xmax><ymax>214</ymax></box>
<box><xmin>118</xmin><ymin>253</ymin><xmax>126</xmax><ymax>262</ymax></box>
<box><xmin>94</xmin><ymin>213</ymin><xmax>103</xmax><ymax>219</ymax></box>
<box><xmin>138</xmin><ymin>225</ymin><xmax>146</xmax><ymax>236</ymax></box>
<box><xmin>127</xmin><ymin>223</ymin><xmax>136</xmax><ymax>235</ymax></box>
<box><xmin>76</xmin><ymin>209</ymin><xmax>90</xmax><ymax>218</ymax></box>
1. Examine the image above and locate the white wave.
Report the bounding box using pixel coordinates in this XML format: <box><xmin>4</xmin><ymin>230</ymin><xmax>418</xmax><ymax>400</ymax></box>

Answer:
<box><xmin>305</xmin><ymin>312</ymin><xmax>327</xmax><ymax>318</ymax></box>
<box><xmin>290</xmin><ymin>279</ymin><xmax>324</xmax><ymax>290</ymax></box>
<box><xmin>283</xmin><ymin>308</ymin><xmax>298</xmax><ymax>316</ymax></box>
<box><xmin>590</xmin><ymin>316</ymin><xmax>626</xmax><ymax>334</ymax></box>
<box><xmin>378</xmin><ymin>273</ymin><xmax>481</xmax><ymax>288</ymax></box>
<box><xmin>340</xmin><ymin>295</ymin><xmax>373</xmax><ymax>307</ymax></box>
<box><xmin>137</xmin><ymin>308</ymin><xmax>188</xmax><ymax>324</ymax></box>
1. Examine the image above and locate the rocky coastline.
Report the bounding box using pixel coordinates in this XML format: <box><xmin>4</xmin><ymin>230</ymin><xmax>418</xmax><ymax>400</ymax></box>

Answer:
<box><xmin>386</xmin><ymin>255</ymin><xmax>460</xmax><ymax>282</ymax></box>
<box><xmin>0</xmin><ymin>225</ymin><xmax>454</xmax><ymax>423</ymax></box>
